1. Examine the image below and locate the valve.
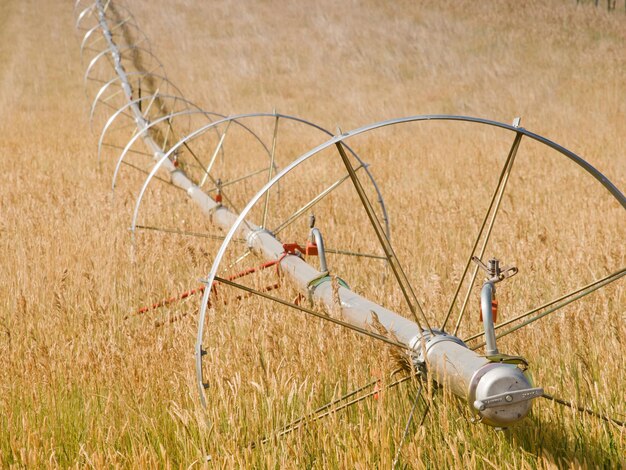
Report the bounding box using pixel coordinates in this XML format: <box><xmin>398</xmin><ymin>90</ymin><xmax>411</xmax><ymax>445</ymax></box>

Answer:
<box><xmin>472</xmin><ymin>256</ymin><xmax>517</xmax><ymax>284</ymax></box>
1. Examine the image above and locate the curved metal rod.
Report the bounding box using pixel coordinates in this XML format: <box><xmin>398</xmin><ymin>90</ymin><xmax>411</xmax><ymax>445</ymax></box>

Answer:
<box><xmin>76</xmin><ymin>0</ymin><xmax>134</xmax><ymax>30</ymax></box>
<box><xmin>130</xmin><ymin>113</ymin><xmax>275</xmax><ymax>227</ymax></box>
<box><xmin>90</xmin><ymin>73</ymin><xmax>182</xmax><ymax>128</ymax></box>
<box><xmin>480</xmin><ymin>282</ymin><xmax>498</xmax><ymax>355</ymax></box>
<box><xmin>81</xmin><ymin>22</ymin><xmax>109</xmax><ymax>59</ymax></box>
<box><xmin>74</xmin><ymin>0</ymin><xmax>94</xmax><ymax>15</ymax></box>
<box><xmin>99</xmin><ymin>95</ymin><xmax>230</xmax><ymax>167</ymax></box>
<box><xmin>194</xmin><ymin>114</ymin><xmax>625</xmax><ymax>404</ymax></box>
<box><xmin>80</xmin><ymin>18</ymin><xmax>147</xmax><ymax>62</ymax></box>
<box><xmin>111</xmin><ymin>107</ymin><xmax>220</xmax><ymax>188</ymax></box>
<box><xmin>310</xmin><ymin>227</ymin><xmax>328</xmax><ymax>272</ymax></box>
<box><xmin>84</xmin><ymin>45</ymin><xmax>165</xmax><ymax>87</ymax></box>
<box><xmin>131</xmin><ymin>112</ymin><xmax>392</xmax><ymax>239</ymax></box>
<box><xmin>75</xmin><ymin>0</ymin><xmax>96</xmax><ymax>16</ymax></box>
<box><xmin>84</xmin><ymin>47</ymin><xmax>125</xmax><ymax>85</ymax></box>
<box><xmin>99</xmin><ymin>94</ymin><xmax>199</xmax><ymax>164</ymax></box>
<box><xmin>74</xmin><ymin>0</ymin><xmax>89</xmax><ymax>10</ymax></box>
<box><xmin>76</xmin><ymin>3</ymin><xmax>97</xmax><ymax>30</ymax></box>
<box><xmin>130</xmin><ymin>112</ymin><xmax>357</xmax><ymax>228</ymax></box>
<box><xmin>76</xmin><ymin>1</ymin><xmax>134</xmax><ymax>24</ymax></box>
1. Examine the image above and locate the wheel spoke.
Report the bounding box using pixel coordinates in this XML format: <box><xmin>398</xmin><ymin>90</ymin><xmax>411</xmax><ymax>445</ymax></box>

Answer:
<box><xmin>261</xmin><ymin>115</ymin><xmax>279</xmax><ymax>228</ymax></box>
<box><xmin>161</xmin><ymin>115</ymin><xmax>172</xmax><ymax>150</ymax></box>
<box><xmin>86</xmin><ymin>34</ymin><xmax>108</xmax><ymax>52</ymax></box>
<box><xmin>199</xmin><ymin>121</ymin><xmax>232</xmax><ymax>188</ymax></box>
<box><xmin>102</xmin><ymin>120</ymin><xmax>142</xmax><ymax>136</ymax></box>
<box><xmin>468</xmin><ymin>267</ymin><xmax>625</xmax><ymax>348</ymax></box>
<box><xmin>98</xmin><ymin>100</ymin><xmax>136</xmax><ymax>120</ymax></box>
<box><xmin>252</xmin><ymin>373</ymin><xmax>415</xmax><ymax>447</ymax></box>
<box><xmin>542</xmin><ymin>392</ymin><xmax>625</xmax><ymax>427</ymax></box>
<box><xmin>180</xmin><ymin>131</ymin><xmax>254</xmax><ymax>234</ymax></box>
<box><xmin>179</xmin><ymin>139</ymin><xmax>215</xmax><ymax>183</ymax></box>
<box><xmin>86</xmin><ymin>18</ymin><xmax>131</xmax><ymax>50</ymax></box>
<box><xmin>86</xmin><ymin>77</ymin><xmax>109</xmax><ymax>85</ymax></box>
<box><xmin>205</xmin><ymin>166</ymin><xmax>271</xmax><ymax>193</ymax></box>
<box><xmin>168</xmin><ymin>120</ymin><xmax>230</xmax><ymax>196</ymax></box>
<box><xmin>103</xmin><ymin>49</ymin><xmax>116</xmax><ymax>70</ymax></box>
<box><xmin>102</xmin><ymin>142</ymin><xmax>153</xmax><ymax>157</ymax></box>
<box><xmin>444</xmin><ymin>131</ymin><xmax>523</xmax><ymax>335</ymax></box>
<box><xmin>336</xmin><ymin>141</ymin><xmax>432</xmax><ymax>333</ymax></box>
<box><xmin>213</xmin><ymin>275</ymin><xmax>412</xmax><ymax>351</ymax></box>
<box><xmin>140</xmin><ymin>88</ymin><xmax>161</xmax><ymax>118</ymax></box>
<box><xmin>324</xmin><ymin>248</ymin><xmax>387</xmax><ymax>260</ymax></box>
<box><xmin>99</xmin><ymin>87</ymin><xmax>125</xmax><ymax>105</ymax></box>
<box><xmin>223</xmin><ymin>248</ymin><xmax>253</xmax><ymax>273</ymax></box>
<box><xmin>135</xmin><ymin>224</ymin><xmax>245</xmax><ymax>243</ymax></box>
<box><xmin>121</xmin><ymin>160</ymin><xmax>185</xmax><ymax>191</ymax></box>
<box><xmin>172</xmin><ymin>133</ymin><xmax>254</xmax><ymax>231</ymax></box>
<box><xmin>392</xmin><ymin>382</ymin><xmax>427</xmax><ymax>469</ymax></box>
<box><xmin>272</xmin><ymin>165</ymin><xmax>364</xmax><ymax>236</ymax></box>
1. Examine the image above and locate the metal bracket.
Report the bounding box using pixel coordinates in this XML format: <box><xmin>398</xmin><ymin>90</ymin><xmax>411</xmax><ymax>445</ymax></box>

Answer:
<box><xmin>246</xmin><ymin>228</ymin><xmax>275</xmax><ymax>251</ymax></box>
<box><xmin>411</xmin><ymin>329</ymin><xmax>467</xmax><ymax>366</ymax></box>
<box><xmin>485</xmin><ymin>353</ymin><xmax>529</xmax><ymax>370</ymax></box>
<box><xmin>472</xmin><ymin>256</ymin><xmax>518</xmax><ymax>284</ymax></box>
<box><xmin>307</xmin><ymin>274</ymin><xmax>348</xmax><ymax>292</ymax></box>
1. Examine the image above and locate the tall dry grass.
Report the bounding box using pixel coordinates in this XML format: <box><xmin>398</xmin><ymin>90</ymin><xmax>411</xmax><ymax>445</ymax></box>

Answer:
<box><xmin>0</xmin><ymin>0</ymin><xmax>624</xmax><ymax>467</ymax></box>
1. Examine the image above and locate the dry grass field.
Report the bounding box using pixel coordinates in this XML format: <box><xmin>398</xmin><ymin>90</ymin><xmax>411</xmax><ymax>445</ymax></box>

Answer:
<box><xmin>1</xmin><ymin>0</ymin><xmax>625</xmax><ymax>467</ymax></box>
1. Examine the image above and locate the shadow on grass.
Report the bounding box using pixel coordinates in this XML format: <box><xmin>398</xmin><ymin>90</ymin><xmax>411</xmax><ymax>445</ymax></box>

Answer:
<box><xmin>506</xmin><ymin>412</ymin><xmax>624</xmax><ymax>467</ymax></box>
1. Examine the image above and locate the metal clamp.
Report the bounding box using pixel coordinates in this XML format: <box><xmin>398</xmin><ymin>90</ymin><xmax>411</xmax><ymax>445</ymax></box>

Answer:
<box><xmin>247</xmin><ymin>228</ymin><xmax>275</xmax><ymax>251</ymax></box>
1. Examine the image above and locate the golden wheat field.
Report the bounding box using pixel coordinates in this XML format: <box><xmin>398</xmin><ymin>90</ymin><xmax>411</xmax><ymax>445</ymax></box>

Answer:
<box><xmin>0</xmin><ymin>0</ymin><xmax>625</xmax><ymax>467</ymax></box>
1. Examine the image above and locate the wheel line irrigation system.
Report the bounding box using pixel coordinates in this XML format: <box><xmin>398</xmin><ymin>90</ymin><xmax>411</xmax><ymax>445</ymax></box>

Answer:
<box><xmin>74</xmin><ymin>0</ymin><xmax>626</xmax><ymax>457</ymax></box>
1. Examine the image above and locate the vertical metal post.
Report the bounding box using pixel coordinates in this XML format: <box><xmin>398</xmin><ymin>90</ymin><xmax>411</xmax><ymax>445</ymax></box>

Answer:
<box><xmin>480</xmin><ymin>281</ymin><xmax>498</xmax><ymax>356</ymax></box>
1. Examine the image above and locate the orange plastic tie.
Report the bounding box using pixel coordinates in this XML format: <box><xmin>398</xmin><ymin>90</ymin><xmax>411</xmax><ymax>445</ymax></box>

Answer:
<box><xmin>305</xmin><ymin>241</ymin><xmax>318</xmax><ymax>256</ymax></box>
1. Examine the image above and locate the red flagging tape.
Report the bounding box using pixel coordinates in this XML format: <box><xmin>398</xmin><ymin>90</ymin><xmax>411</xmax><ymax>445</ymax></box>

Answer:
<box><xmin>131</xmin><ymin>257</ymin><xmax>283</xmax><ymax>316</ymax></box>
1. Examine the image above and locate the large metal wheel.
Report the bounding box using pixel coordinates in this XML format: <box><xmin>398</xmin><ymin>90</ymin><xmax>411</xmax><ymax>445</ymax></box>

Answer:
<box><xmin>193</xmin><ymin>115</ymin><xmax>625</xmax><ymax>458</ymax></box>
